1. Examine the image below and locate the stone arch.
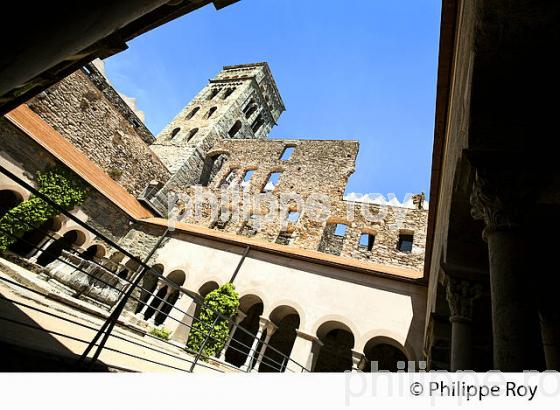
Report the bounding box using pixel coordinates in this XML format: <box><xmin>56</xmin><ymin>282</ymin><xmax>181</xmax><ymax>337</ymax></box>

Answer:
<box><xmin>225</xmin><ymin>293</ymin><xmax>264</xmax><ymax>368</ymax></box>
<box><xmin>0</xmin><ymin>188</ymin><xmax>24</xmax><ymax>218</ymax></box>
<box><xmin>198</xmin><ymin>280</ymin><xmax>219</xmax><ymax>296</ymax></box>
<box><xmin>228</xmin><ymin>120</ymin><xmax>242</xmax><ymax>138</ymax></box>
<box><xmin>314</xmin><ymin>319</ymin><xmax>357</xmax><ymax>372</ymax></box>
<box><xmin>80</xmin><ymin>243</ymin><xmax>106</xmax><ymax>260</ymax></box>
<box><xmin>311</xmin><ymin>314</ymin><xmax>360</xmax><ymax>343</ymax></box>
<box><xmin>191</xmin><ymin>275</ymin><xmax>222</xmax><ymax>294</ymax></box>
<box><xmin>266</xmin><ymin>299</ymin><xmax>306</xmax><ymax>329</ymax></box>
<box><xmin>8</xmin><ymin>216</ymin><xmax>63</xmax><ymax>258</ymax></box>
<box><xmin>56</xmin><ymin>227</ymin><xmax>88</xmax><ymax>247</ymax></box>
<box><xmin>185</xmin><ymin>106</ymin><xmax>200</xmax><ymax>120</ymax></box>
<box><xmin>154</xmin><ymin>269</ymin><xmax>186</xmax><ymax>325</ymax></box>
<box><xmin>237</xmin><ymin>290</ymin><xmax>267</xmax><ymax>313</ymax></box>
<box><xmin>134</xmin><ymin>263</ymin><xmax>164</xmax><ymax>314</ymax></box>
<box><xmin>187</xmin><ymin>128</ymin><xmax>199</xmax><ymax>141</ymax></box>
<box><xmin>170</xmin><ymin>127</ymin><xmax>181</xmax><ymax>139</ymax></box>
<box><xmin>36</xmin><ymin>229</ymin><xmax>84</xmax><ymax>267</ymax></box>
<box><xmin>165</xmin><ymin>269</ymin><xmax>186</xmax><ymax>286</ymax></box>
<box><xmin>259</xmin><ymin>304</ymin><xmax>301</xmax><ymax>372</ymax></box>
<box><xmin>199</xmin><ymin>152</ymin><xmax>229</xmax><ymax>187</ymax></box>
<box><xmin>362</xmin><ymin>336</ymin><xmax>410</xmax><ymax>372</ymax></box>
<box><xmin>205</xmin><ymin>106</ymin><xmax>217</xmax><ymax>119</ymax></box>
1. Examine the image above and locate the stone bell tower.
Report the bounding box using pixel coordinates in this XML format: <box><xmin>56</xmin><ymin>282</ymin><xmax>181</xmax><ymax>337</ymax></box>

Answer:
<box><xmin>150</xmin><ymin>62</ymin><xmax>285</xmax><ymax>175</ymax></box>
<box><xmin>143</xmin><ymin>63</ymin><xmax>284</xmax><ymax>213</ymax></box>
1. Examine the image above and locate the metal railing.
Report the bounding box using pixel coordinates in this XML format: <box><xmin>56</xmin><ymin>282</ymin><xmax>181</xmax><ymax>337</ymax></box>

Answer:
<box><xmin>0</xmin><ymin>164</ymin><xmax>308</xmax><ymax>373</ymax></box>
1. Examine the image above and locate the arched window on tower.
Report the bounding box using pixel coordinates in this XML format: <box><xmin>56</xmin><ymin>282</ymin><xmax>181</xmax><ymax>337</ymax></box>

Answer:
<box><xmin>228</xmin><ymin>120</ymin><xmax>242</xmax><ymax>138</ymax></box>
<box><xmin>251</xmin><ymin>114</ymin><xmax>265</xmax><ymax>133</ymax></box>
<box><xmin>222</xmin><ymin>88</ymin><xmax>236</xmax><ymax>100</ymax></box>
<box><xmin>205</xmin><ymin>106</ymin><xmax>217</xmax><ymax>119</ymax></box>
<box><xmin>208</xmin><ymin>88</ymin><xmax>220</xmax><ymax>100</ymax></box>
<box><xmin>245</xmin><ymin>104</ymin><xmax>257</xmax><ymax>119</ymax></box>
<box><xmin>186</xmin><ymin>106</ymin><xmax>200</xmax><ymax>120</ymax></box>
<box><xmin>170</xmin><ymin>127</ymin><xmax>180</xmax><ymax>139</ymax></box>
<box><xmin>187</xmin><ymin>128</ymin><xmax>199</xmax><ymax>141</ymax></box>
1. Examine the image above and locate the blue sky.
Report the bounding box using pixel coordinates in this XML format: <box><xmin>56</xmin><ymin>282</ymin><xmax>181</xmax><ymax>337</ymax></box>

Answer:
<box><xmin>105</xmin><ymin>0</ymin><xmax>441</xmax><ymax>200</ymax></box>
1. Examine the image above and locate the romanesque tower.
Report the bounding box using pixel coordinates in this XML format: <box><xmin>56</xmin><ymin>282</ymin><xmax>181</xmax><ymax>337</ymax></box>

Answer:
<box><xmin>146</xmin><ymin>63</ymin><xmax>285</xmax><ymax>211</ymax></box>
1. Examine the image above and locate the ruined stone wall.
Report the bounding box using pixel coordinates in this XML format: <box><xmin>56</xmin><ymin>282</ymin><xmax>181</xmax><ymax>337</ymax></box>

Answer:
<box><xmin>169</xmin><ymin>138</ymin><xmax>428</xmax><ymax>271</ymax></box>
<box><xmin>27</xmin><ymin>67</ymin><xmax>171</xmax><ymax>197</ymax></box>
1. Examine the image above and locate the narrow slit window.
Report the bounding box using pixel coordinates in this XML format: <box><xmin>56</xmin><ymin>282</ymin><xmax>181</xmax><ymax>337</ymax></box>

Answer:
<box><xmin>359</xmin><ymin>233</ymin><xmax>375</xmax><ymax>251</ymax></box>
<box><xmin>262</xmin><ymin>172</ymin><xmax>282</xmax><ymax>192</ymax></box>
<box><xmin>397</xmin><ymin>234</ymin><xmax>414</xmax><ymax>253</ymax></box>
<box><xmin>280</xmin><ymin>146</ymin><xmax>295</xmax><ymax>161</ymax></box>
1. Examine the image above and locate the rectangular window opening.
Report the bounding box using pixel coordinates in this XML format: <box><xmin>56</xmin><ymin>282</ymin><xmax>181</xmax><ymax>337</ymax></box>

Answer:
<box><xmin>262</xmin><ymin>172</ymin><xmax>282</xmax><ymax>192</ymax></box>
<box><xmin>280</xmin><ymin>146</ymin><xmax>295</xmax><ymax>161</ymax></box>
<box><xmin>334</xmin><ymin>223</ymin><xmax>347</xmax><ymax>237</ymax></box>
<box><xmin>287</xmin><ymin>211</ymin><xmax>300</xmax><ymax>223</ymax></box>
<box><xmin>359</xmin><ymin>233</ymin><xmax>375</xmax><ymax>251</ymax></box>
<box><xmin>398</xmin><ymin>234</ymin><xmax>414</xmax><ymax>253</ymax></box>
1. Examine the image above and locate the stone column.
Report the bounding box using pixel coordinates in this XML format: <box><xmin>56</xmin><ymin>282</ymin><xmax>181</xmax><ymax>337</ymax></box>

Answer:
<box><xmin>240</xmin><ymin>317</ymin><xmax>270</xmax><ymax>371</ymax></box>
<box><xmin>286</xmin><ymin>330</ymin><xmax>321</xmax><ymax>372</ymax></box>
<box><xmin>147</xmin><ymin>287</ymin><xmax>172</xmax><ymax>325</ymax></box>
<box><xmin>445</xmin><ymin>276</ymin><xmax>482</xmax><ymax>371</ymax></box>
<box><xmin>136</xmin><ymin>283</ymin><xmax>163</xmax><ymax>319</ymax></box>
<box><xmin>165</xmin><ymin>293</ymin><xmax>197</xmax><ymax>345</ymax></box>
<box><xmin>351</xmin><ymin>350</ymin><xmax>366</xmax><ymax>372</ymax></box>
<box><xmin>28</xmin><ymin>233</ymin><xmax>60</xmax><ymax>262</ymax></box>
<box><xmin>252</xmin><ymin>320</ymin><xmax>278</xmax><ymax>372</ymax></box>
<box><xmin>218</xmin><ymin>311</ymin><xmax>247</xmax><ymax>361</ymax></box>
<box><xmin>471</xmin><ymin>171</ymin><xmax>542</xmax><ymax>370</ymax></box>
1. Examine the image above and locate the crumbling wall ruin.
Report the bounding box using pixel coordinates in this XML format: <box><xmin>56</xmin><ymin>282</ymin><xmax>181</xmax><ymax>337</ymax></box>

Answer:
<box><xmin>170</xmin><ymin>138</ymin><xmax>428</xmax><ymax>271</ymax></box>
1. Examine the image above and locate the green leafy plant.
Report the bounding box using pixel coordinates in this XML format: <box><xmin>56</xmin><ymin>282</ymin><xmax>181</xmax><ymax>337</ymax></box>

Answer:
<box><xmin>186</xmin><ymin>282</ymin><xmax>239</xmax><ymax>358</ymax></box>
<box><xmin>150</xmin><ymin>327</ymin><xmax>171</xmax><ymax>341</ymax></box>
<box><xmin>0</xmin><ymin>166</ymin><xmax>88</xmax><ymax>253</ymax></box>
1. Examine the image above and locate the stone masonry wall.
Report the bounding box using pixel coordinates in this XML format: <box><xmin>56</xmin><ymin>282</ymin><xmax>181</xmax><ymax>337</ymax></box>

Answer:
<box><xmin>0</xmin><ymin>119</ymin><xmax>132</xmax><ymax>242</ymax></box>
<box><xmin>27</xmin><ymin>68</ymin><xmax>171</xmax><ymax>197</ymax></box>
<box><xmin>169</xmin><ymin>138</ymin><xmax>428</xmax><ymax>271</ymax></box>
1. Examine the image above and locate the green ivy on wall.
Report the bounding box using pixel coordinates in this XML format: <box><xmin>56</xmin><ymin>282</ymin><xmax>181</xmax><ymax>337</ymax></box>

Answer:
<box><xmin>0</xmin><ymin>166</ymin><xmax>88</xmax><ymax>253</ymax></box>
<box><xmin>186</xmin><ymin>282</ymin><xmax>240</xmax><ymax>358</ymax></box>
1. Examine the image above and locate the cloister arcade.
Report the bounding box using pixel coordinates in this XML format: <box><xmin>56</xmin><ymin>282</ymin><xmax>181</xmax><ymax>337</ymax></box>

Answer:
<box><xmin>0</xmin><ymin>182</ymin><xmax>419</xmax><ymax>372</ymax></box>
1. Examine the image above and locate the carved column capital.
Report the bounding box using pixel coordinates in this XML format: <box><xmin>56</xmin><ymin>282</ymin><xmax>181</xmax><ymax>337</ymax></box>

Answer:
<box><xmin>445</xmin><ymin>276</ymin><xmax>483</xmax><ymax>323</ymax></box>
<box><xmin>470</xmin><ymin>170</ymin><xmax>522</xmax><ymax>240</ymax></box>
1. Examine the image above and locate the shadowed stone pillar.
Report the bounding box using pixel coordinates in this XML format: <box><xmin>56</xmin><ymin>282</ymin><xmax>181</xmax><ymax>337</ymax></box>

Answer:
<box><xmin>252</xmin><ymin>319</ymin><xmax>278</xmax><ymax>372</ymax></box>
<box><xmin>241</xmin><ymin>317</ymin><xmax>274</xmax><ymax>371</ymax></box>
<box><xmin>445</xmin><ymin>275</ymin><xmax>482</xmax><ymax>371</ymax></box>
<box><xmin>218</xmin><ymin>311</ymin><xmax>247</xmax><ymax>361</ymax></box>
<box><xmin>287</xmin><ymin>330</ymin><xmax>322</xmax><ymax>372</ymax></box>
<box><xmin>167</xmin><ymin>293</ymin><xmax>197</xmax><ymax>345</ymax></box>
<box><xmin>147</xmin><ymin>287</ymin><xmax>171</xmax><ymax>325</ymax></box>
<box><xmin>471</xmin><ymin>171</ymin><xmax>542</xmax><ymax>370</ymax></box>
<box><xmin>351</xmin><ymin>350</ymin><xmax>366</xmax><ymax>372</ymax></box>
